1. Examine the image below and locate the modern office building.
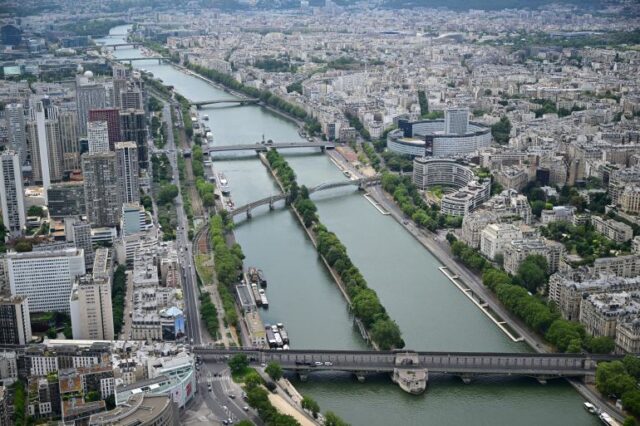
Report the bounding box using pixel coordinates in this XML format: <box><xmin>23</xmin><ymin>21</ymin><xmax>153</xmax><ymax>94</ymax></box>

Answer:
<box><xmin>76</xmin><ymin>74</ymin><xmax>107</xmax><ymax>138</ymax></box>
<box><xmin>0</xmin><ymin>151</ymin><xmax>26</xmax><ymax>236</ymax></box>
<box><xmin>47</xmin><ymin>182</ymin><xmax>86</xmax><ymax>217</ymax></box>
<box><xmin>5</xmin><ymin>103</ymin><xmax>27</xmax><ymax>166</ymax></box>
<box><xmin>120</xmin><ymin>109</ymin><xmax>147</xmax><ymax>168</ymax></box>
<box><xmin>82</xmin><ymin>152</ymin><xmax>120</xmax><ymax>227</ymax></box>
<box><xmin>89</xmin><ymin>109</ymin><xmax>122</xmax><ymax>150</ymax></box>
<box><xmin>115</xmin><ymin>142</ymin><xmax>140</xmax><ymax>204</ymax></box>
<box><xmin>444</xmin><ymin>107</ymin><xmax>469</xmax><ymax>135</ymax></box>
<box><xmin>57</xmin><ymin>109</ymin><xmax>81</xmax><ymax>172</ymax></box>
<box><xmin>0</xmin><ymin>295</ymin><xmax>32</xmax><ymax>345</ymax></box>
<box><xmin>71</xmin><ymin>221</ymin><xmax>94</xmax><ymax>269</ymax></box>
<box><xmin>88</xmin><ymin>394</ymin><xmax>178</xmax><ymax>426</ymax></box>
<box><xmin>70</xmin><ymin>274</ymin><xmax>114</xmax><ymax>341</ymax></box>
<box><xmin>121</xmin><ymin>204</ymin><xmax>150</xmax><ymax>236</ymax></box>
<box><xmin>412</xmin><ymin>157</ymin><xmax>475</xmax><ymax>189</ymax></box>
<box><xmin>27</xmin><ymin>101</ymin><xmax>63</xmax><ymax>190</ymax></box>
<box><xmin>87</xmin><ymin>120</ymin><xmax>110</xmax><ymax>154</ymax></box>
<box><xmin>6</xmin><ymin>248</ymin><xmax>86</xmax><ymax>313</ymax></box>
<box><xmin>387</xmin><ymin>108</ymin><xmax>491</xmax><ymax>157</ymax></box>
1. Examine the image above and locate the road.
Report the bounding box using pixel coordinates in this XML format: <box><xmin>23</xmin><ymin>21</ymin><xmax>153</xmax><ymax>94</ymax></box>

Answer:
<box><xmin>194</xmin><ymin>360</ymin><xmax>262</xmax><ymax>425</ymax></box>
<box><xmin>158</xmin><ymin>101</ymin><xmax>205</xmax><ymax>346</ymax></box>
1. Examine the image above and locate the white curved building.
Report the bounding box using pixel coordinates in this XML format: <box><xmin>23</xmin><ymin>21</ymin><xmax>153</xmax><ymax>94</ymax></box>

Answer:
<box><xmin>412</xmin><ymin>157</ymin><xmax>490</xmax><ymax>217</ymax></box>
<box><xmin>388</xmin><ymin>109</ymin><xmax>491</xmax><ymax>157</ymax></box>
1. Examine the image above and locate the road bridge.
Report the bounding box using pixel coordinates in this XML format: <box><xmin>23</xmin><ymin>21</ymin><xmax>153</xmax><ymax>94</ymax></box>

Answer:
<box><xmin>193</xmin><ymin>99</ymin><xmax>260</xmax><ymax>108</ymax></box>
<box><xmin>193</xmin><ymin>347</ymin><xmax>619</xmax><ymax>394</ymax></box>
<box><xmin>229</xmin><ymin>176</ymin><xmax>380</xmax><ymax>218</ymax></box>
<box><xmin>101</xmin><ymin>43</ymin><xmax>142</xmax><ymax>49</ymax></box>
<box><xmin>207</xmin><ymin>141</ymin><xmax>335</xmax><ymax>155</ymax></box>
<box><xmin>115</xmin><ymin>57</ymin><xmax>171</xmax><ymax>65</ymax></box>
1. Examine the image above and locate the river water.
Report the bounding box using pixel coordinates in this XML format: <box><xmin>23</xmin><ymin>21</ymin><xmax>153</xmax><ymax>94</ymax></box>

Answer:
<box><xmin>101</xmin><ymin>25</ymin><xmax>598</xmax><ymax>425</ymax></box>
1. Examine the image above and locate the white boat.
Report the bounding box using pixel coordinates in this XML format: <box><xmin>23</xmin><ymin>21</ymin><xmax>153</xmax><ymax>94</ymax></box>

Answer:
<box><xmin>218</xmin><ymin>173</ymin><xmax>230</xmax><ymax>195</ymax></box>
<box><xmin>259</xmin><ymin>289</ymin><xmax>268</xmax><ymax>308</ymax></box>
<box><xmin>598</xmin><ymin>412</ymin><xmax>619</xmax><ymax>426</ymax></box>
<box><xmin>203</xmin><ymin>114</ymin><xmax>209</xmax><ymax>121</ymax></box>
<box><xmin>584</xmin><ymin>402</ymin><xmax>597</xmax><ymax>414</ymax></box>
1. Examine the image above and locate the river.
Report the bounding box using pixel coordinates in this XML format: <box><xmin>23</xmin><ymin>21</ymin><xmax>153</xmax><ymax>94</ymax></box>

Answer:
<box><xmin>100</xmin><ymin>25</ymin><xmax>598</xmax><ymax>425</ymax></box>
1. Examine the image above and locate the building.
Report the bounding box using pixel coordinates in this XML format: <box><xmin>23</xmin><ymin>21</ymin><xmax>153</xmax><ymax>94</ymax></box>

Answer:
<box><xmin>616</xmin><ymin>319</ymin><xmax>640</xmax><ymax>353</ymax></box>
<box><xmin>5</xmin><ymin>103</ymin><xmax>27</xmax><ymax>166</ymax></box>
<box><xmin>120</xmin><ymin>109</ymin><xmax>147</xmax><ymax>168</ymax></box>
<box><xmin>89</xmin><ymin>109</ymin><xmax>122</xmax><ymax>149</ymax></box>
<box><xmin>28</xmin><ymin>101</ymin><xmax>62</xmax><ymax>190</ymax></box>
<box><xmin>592</xmin><ymin>216</ymin><xmax>633</xmax><ymax>243</ymax></box>
<box><xmin>503</xmin><ymin>238</ymin><xmax>565</xmax><ymax>276</ymax></box>
<box><xmin>47</xmin><ymin>182</ymin><xmax>85</xmax><ymax>217</ymax></box>
<box><xmin>6</xmin><ymin>248</ymin><xmax>85</xmax><ymax>313</ymax></box>
<box><xmin>57</xmin><ymin>109</ymin><xmax>81</xmax><ymax>172</ymax></box>
<box><xmin>480</xmin><ymin>223</ymin><xmax>523</xmax><ymax>260</ymax></box>
<box><xmin>122</xmin><ymin>204</ymin><xmax>150</xmax><ymax>236</ymax></box>
<box><xmin>71</xmin><ymin>221</ymin><xmax>94</xmax><ymax>269</ymax></box>
<box><xmin>115</xmin><ymin>142</ymin><xmax>140</xmax><ymax>204</ymax></box>
<box><xmin>387</xmin><ymin>109</ymin><xmax>491</xmax><ymax>157</ymax></box>
<box><xmin>0</xmin><ymin>352</ymin><xmax>18</xmax><ymax>386</ymax></box>
<box><xmin>70</xmin><ymin>275</ymin><xmax>114</xmax><ymax>341</ymax></box>
<box><xmin>76</xmin><ymin>75</ymin><xmax>107</xmax><ymax>138</ymax></box>
<box><xmin>483</xmin><ymin>190</ymin><xmax>533</xmax><ymax>225</ymax></box>
<box><xmin>592</xmin><ymin>254</ymin><xmax>640</xmax><ymax>278</ymax></box>
<box><xmin>444</xmin><ymin>107</ymin><xmax>469</xmax><ymax>135</ymax></box>
<box><xmin>412</xmin><ymin>157</ymin><xmax>475</xmax><ymax>190</ymax></box>
<box><xmin>0</xmin><ymin>151</ymin><xmax>26</xmax><ymax>236</ymax></box>
<box><xmin>460</xmin><ymin>210</ymin><xmax>499</xmax><ymax>249</ymax></box>
<box><xmin>579</xmin><ymin>292</ymin><xmax>640</xmax><ymax>339</ymax></box>
<box><xmin>541</xmin><ymin>206</ymin><xmax>576</xmax><ymax>225</ymax></box>
<box><xmin>549</xmin><ymin>274</ymin><xmax>640</xmax><ymax>321</ymax></box>
<box><xmin>82</xmin><ymin>152</ymin><xmax>121</xmax><ymax>227</ymax></box>
<box><xmin>0</xmin><ymin>296</ymin><xmax>32</xmax><ymax>345</ymax></box>
<box><xmin>494</xmin><ymin>167</ymin><xmax>529</xmax><ymax>192</ymax></box>
<box><xmin>87</xmin><ymin>120</ymin><xmax>110</xmax><ymax>154</ymax></box>
<box><xmin>88</xmin><ymin>394</ymin><xmax>178</xmax><ymax>426</ymax></box>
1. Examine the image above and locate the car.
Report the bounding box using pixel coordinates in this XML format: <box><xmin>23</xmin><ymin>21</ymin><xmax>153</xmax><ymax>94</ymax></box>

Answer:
<box><xmin>314</xmin><ymin>361</ymin><xmax>323</xmax><ymax>366</ymax></box>
<box><xmin>223</xmin><ymin>421</ymin><xmax>229</xmax><ymax>425</ymax></box>
<box><xmin>402</xmin><ymin>220</ymin><xmax>409</xmax><ymax>225</ymax></box>
<box><xmin>208</xmin><ymin>385</ymin><xmax>212</xmax><ymax>392</ymax></box>
<box><xmin>324</xmin><ymin>361</ymin><xmax>333</xmax><ymax>366</ymax></box>
<box><xmin>260</xmin><ymin>363</ymin><xmax>266</xmax><ymax>367</ymax></box>
<box><xmin>243</xmin><ymin>406</ymin><xmax>249</xmax><ymax>411</ymax></box>
<box><xmin>228</xmin><ymin>393</ymin><xmax>235</xmax><ymax>399</ymax></box>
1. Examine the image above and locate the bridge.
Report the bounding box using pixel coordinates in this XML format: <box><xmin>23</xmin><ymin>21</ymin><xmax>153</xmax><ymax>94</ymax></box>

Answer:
<box><xmin>193</xmin><ymin>98</ymin><xmax>260</xmax><ymax>108</ymax></box>
<box><xmin>193</xmin><ymin>347</ymin><xmax>618</xmax><ymax>394</ymax></box>
<box><xmin>100</xmin><ymin>43</ymin><xmax>143</xmax><ymax>49</ymax></box>
<box><xmin>114</xmin><ymin>57</ymin><xmax>172</xmax><ymax>65</ymax></box>
<box><xmin>229</xmin><ymin>176</ymin><xmax>381</xmax><ymax>218</ymax></box>
<box><xmin>207</xmin><ymin>141</ymin><xmax>335</xmax><ymax>155</ymax></box>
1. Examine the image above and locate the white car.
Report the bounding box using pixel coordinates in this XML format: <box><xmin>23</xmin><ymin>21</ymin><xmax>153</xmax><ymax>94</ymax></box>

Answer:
<box><xmin>324</xmin><ymin>362</ymin><xmax>333</xmax><ymax>366</ymax></box>
<box><xmin>314</xmin><ymin>361</ymin><xmax>323</xmax><ymax>366</ymax></box>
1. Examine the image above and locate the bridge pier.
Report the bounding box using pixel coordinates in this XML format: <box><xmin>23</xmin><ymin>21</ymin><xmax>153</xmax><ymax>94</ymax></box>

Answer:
<box><xmin>355</xmin><ymin>373</ymin><xmax>366</xmax><ymax>383</ymax></box>
<box><xmin>246</xmin><ymin>210</ymin><xmax>252</xmax><ymax>219</ymax></box>
<box><xmin>298</xmin><ymin>372</ymin><xmax>308</xmax><ymax>382</ymax></box>
<box><xmin>268</xmin><ymin>198</ymin><xmax>274</xmax><ymax>210</ymax></box>
<box><xmin>391</xmin><ymin>352</ymin><xmax>428</xmax><ymax>395</ymax></box>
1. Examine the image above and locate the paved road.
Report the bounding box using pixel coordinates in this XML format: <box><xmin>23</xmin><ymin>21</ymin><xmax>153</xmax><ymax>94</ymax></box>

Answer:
<box><xmin>159</xmin><ymin>101</ymin><xmax>206</xmax><ymax>346</ymax></box>
<box><xmin>196</xmin><ymin>360</ymin><xmax>262</xmax><ymax>425</ymax></box>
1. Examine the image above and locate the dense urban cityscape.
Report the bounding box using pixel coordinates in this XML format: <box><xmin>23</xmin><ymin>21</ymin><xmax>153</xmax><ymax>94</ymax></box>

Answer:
<box><xmin>0</xmin><ymin>0</ymin><xmax>640</xmax><ymax>424</ymax></box>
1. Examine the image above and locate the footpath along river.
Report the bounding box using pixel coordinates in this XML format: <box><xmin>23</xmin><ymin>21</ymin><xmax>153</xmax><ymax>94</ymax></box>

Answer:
<box><xmin>102</xmin><ymin>25</ymin><xmax>599</xmax><ymax>425</ymax></box>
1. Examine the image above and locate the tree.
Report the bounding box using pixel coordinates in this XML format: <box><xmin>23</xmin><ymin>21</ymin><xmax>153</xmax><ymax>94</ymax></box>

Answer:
<box><xmin>370</xmin><ymin>318</ymin><xmax>404</xmax><ymax>350</ymax></box>
<box><xmin>265</xmin><ymin>361</ymin><xmax>283</xmax><ymax>381</ymax></box>
<box><xmin>418</xmin><ymin>90</ymin><xmax>429</xmax><ymax>116</ymax></box>
<box><xmin>158</xmin><ymin>184</ymin><xmax>179</xmax><ymax>204</ymax></box>
<box><xmin>596</xmin><ymin>361</ymin><xmax>636</xmax><ymax>397</ymax></box>
<box><xmin>27</xmin><ymin>205</ymin><xmax>45</xmax><ymax>217</ymax></box>
<box><xmin>324</xmin><ymin>411</ymin><xmax>350</xmax><ymax>426</ymax></box>
<box><xmin>623</xmin><ymin>355</ymin><xmax>640</xmax><ymax>380</ymax></box>
<box><xmin>622</xmin><ymin>390</ymin><xmax>640</xmax><ymax>417</ymax></box>
<box><xmin>587</xmin><ymin>336</ymin><xmax>615</xmax><ymax>354</ymax></box>
<box><xmin>623</xmin><ymin>417</ymin><xmax>636</xmax><ymax>426</ymax></box>
<box><xmin>228</xmin><ymin>354</ymin><xmax>249</xmax><ymax>375</ymax></box>
<box><xmin>301</xmin><ymin>395</ymin><xmax>320</xmax><ymax>418</ymax></box>
<box><xmin>491</xmin><ymin>116</ymin><xmax>512</xmax><ymax>144</ymax></box>
<box><xmin>516</xmin><ymin>255</ymin><xmax>548</xmax><ymax>292</ymax></box>
<box><xmin>14</xmin><ymin>240</ymin><xmax>32</xmax><ymax>252</ymax></box>
<box><xmin>352</xmin><ymin>289</ymin><xmax>383</xmax><ymax>327</ymax></box>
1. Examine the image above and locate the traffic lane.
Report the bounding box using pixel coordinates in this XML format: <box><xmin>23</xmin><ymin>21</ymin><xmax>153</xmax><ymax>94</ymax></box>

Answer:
<box><xmin>200</xmin><ymin>363</ymin><xmax>255</xmax><ymax>424</ymax></box>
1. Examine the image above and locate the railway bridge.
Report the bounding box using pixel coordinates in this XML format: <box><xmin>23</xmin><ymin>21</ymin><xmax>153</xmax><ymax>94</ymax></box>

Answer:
<box><xmin>193</xmin><ymin>99</ymin><xmax>260</xmax><ymax>108</ymax></box>
<box><xmin>206</xmin><ymin>141</ymin><xmax>335</xmax><ymax>155</ymax></box>
<box><xmin>193</xmin><ymin>347</ymin><xmax>617</xmax><ymax>394</ymax></box>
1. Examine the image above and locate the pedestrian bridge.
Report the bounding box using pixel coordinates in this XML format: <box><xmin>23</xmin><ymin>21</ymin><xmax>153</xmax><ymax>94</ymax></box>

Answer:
<box><xmin>207</xmin><ymin>141</ymin><xmax>335</xmax><ymax>154</ymax></box>
<box><xmin>193</xmin><ymin>347</ymin><xmax>620</xmax><ymax>394</ymax></box>
<box><xmin>229</xmin><ymin>176</ymin><xmax>381</xmax><ymax>218</ymax></box>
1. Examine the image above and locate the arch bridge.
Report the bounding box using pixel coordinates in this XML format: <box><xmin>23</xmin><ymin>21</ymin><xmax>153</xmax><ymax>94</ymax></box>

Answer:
<box><xmin>229</xmin><ymin>176</ymin><xmax>381</xmax><ymax>218</ymax></box>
